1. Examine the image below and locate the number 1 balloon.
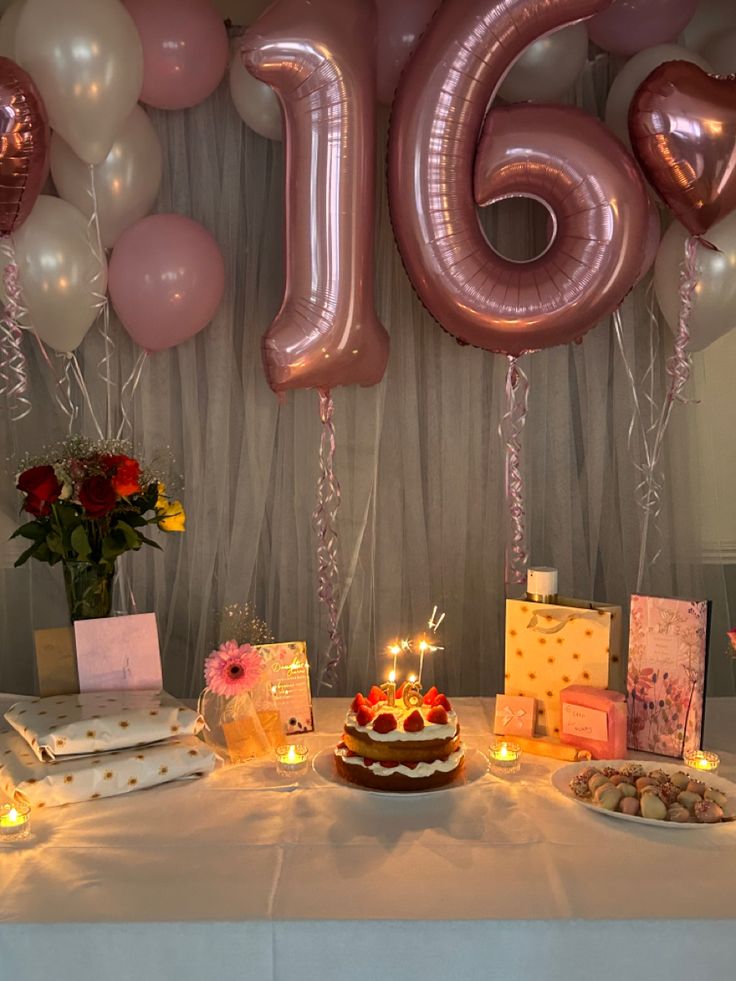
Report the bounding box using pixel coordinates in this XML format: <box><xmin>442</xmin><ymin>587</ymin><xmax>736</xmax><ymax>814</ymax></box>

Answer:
<box><xmin>242</xmin><ymin>0</ymin><xmax>389</xmax><ymax>395</ymax></box>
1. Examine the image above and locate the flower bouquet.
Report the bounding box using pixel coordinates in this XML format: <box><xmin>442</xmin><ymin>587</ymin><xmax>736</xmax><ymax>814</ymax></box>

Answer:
<box><xmin>12</xmin><ymin>436</ymin><xmax>185</xmax><ymax>621</ymax></box>
<box><xmin>198</xmin><ymin>640</ymin><xmax>283</xmax><ymax>763</ymax></box>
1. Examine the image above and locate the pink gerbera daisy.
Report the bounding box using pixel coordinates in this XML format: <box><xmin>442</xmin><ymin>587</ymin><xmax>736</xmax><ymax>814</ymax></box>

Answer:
<box><xmin>204</xmin><ymin>641</ymin><xmax>265</xmax><ymax>697</ymax></box>
<box><xmin>728</xmin><ymin>629</ymin><xmax>736</xmax><ymax>655</ymax></box>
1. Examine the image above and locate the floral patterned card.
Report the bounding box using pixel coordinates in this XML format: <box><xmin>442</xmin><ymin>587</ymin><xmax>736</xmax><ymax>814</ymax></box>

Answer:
<box><xmin>627</xmin><ymin>595</ymin><xmax>711</xmax><ymax>758</ymax></box>
<box><xmin>256</xmin><ymin>642</ymin><xmax>313</xmax><ymax>735</ymax></box>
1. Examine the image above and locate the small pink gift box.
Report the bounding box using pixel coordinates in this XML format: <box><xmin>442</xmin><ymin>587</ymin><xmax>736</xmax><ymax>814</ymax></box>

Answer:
<box><xmin>493</xmin><ymin>694</ymin><xmax>536</xmax><ymax>737</ymax></box>
<box><xmin>560</xmin><ymin>685</ymin><xmax>627</xmax><ymax>760</ymax></box>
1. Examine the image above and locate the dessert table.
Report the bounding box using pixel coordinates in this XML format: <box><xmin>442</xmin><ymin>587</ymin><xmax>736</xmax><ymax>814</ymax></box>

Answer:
<box><xmin>1</xmin><ymin>695</ymin><xmax>735</xmax><ymax>981</ymax></box>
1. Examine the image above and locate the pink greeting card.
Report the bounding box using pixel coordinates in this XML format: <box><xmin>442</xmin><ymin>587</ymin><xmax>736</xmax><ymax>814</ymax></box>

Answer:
<box><xmin>74</xmin><ymin>613</ymin><xmax>163</xmax><ymax>693</ymax></box>
<box><xmin>627</xmin><ymin>595</ymin><xmax>710</xmax><ymax>758</ymax></box>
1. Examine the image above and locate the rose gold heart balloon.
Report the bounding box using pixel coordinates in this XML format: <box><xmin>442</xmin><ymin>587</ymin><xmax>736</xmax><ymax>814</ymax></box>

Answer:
<box><xmin>630</xmin><ymin>60</ymin><xmax>736</xmax><ymax>237</ymax></box>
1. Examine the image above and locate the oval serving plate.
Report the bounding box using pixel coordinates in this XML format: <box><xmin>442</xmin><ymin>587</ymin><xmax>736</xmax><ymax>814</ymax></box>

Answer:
<box><xmin>552</xmin><ymin>759</ymin><xmax>736</xmax><ymax>830</ymax></box>
<box><xmin>312</xmin><ymin>746</ymin><xmax>488</xmax><ymax>796</ymax></box>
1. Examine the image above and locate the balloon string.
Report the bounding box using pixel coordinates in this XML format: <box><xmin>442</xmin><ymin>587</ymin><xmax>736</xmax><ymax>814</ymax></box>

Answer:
<box><xmin>0</xmin><ymin>239</ymin><xmax>31</xmax><ymax>421</ymax></box>
<box><xmin>87</xmin><ymin>164</ymin><xmax>114</xmax><ymax>438</ymax></box>
<box><xmin>69</xmin><ymin>352</ymin><xmax>104</xmax><ymax>439</ymax></box>
<box><xmin>116</xmin><ymin>350</ymin><xmax>147</xmax><ymax>439</ymax></box>
<box><xmin>314</xmin><ymin>388</ymin><xmax>346</xmax><ymax>691</ymax></box>
<box><xmin>500</xmin><ymin>355</ymin><xmax>529</xmax><ymax>586</ymax></box>
<box><xmin>631</xmin><ymin>235</ymin><xmax>699</xmax><ymax>591</ymax></box>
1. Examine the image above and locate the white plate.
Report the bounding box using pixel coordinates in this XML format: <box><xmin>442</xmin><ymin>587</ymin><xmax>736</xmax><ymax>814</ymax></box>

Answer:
<box><xmin>312</xmin><ymin>746</ymin><xmax>488</xmax><ymax>796</ymax></box>
<box><xmin>552</xmin><ymin>759</ymin><xmax>736</xmax><ymax>830</ymax></box>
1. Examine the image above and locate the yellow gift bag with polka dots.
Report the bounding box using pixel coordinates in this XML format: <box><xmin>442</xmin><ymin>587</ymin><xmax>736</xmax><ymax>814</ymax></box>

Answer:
<box><xmin>504</xmin><ymin>598</ymin><xmax>624</xmax><ymax>738</ymax></box>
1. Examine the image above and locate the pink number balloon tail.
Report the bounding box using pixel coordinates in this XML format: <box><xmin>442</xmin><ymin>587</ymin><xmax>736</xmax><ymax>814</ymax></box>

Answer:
<box><xmin>314</xmin><ymin>389</ymin><xmax>346</xmax><ymax>690</ymax></box>
<box><xmin>500</xmin><ymin>356</ymin><xmax>529</xmax><ymax>587</ymax></box>
<box><xmin>0</xmin><ymin>245</ymin><xmax>31</xmax><ymax>421</ymax></box>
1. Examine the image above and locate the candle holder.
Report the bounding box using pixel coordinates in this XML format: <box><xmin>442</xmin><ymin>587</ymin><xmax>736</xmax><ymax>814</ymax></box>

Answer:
<box><xmin>275</xmin><ymin>743</ymin><xmax>309</xmax><ymax>778</ymax></box>
<box><xmin>0</xmin><ymin>801</ymin><xmax>31</xmax><ymax>843</ymax></box>
<box><xmin>488</xmin><ymin>740</ymin><xmax>522</xmax><ymax>776</ymax></box>
<box><xmin>684</xmin><ymin>749</ymin><xmax>720</xmax><ymax>775</ymax></box>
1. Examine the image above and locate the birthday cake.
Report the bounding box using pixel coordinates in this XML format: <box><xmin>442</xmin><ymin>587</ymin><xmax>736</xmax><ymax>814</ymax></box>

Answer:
<box><xmin>335</xmin><ymin>685</ymin><xmax>464</xmax><ymax>791</ymax></box>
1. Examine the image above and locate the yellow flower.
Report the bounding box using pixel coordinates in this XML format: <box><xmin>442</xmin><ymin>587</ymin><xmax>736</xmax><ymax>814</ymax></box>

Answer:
<box><xmin>157</xmin><ymin>499</ymin><xmax>186</xmax><ymax>533</ymax></box>
<box><xmin>155</xmin><ymin>482</ymin><xmax>167</xmax><ymax>510</ymax></box>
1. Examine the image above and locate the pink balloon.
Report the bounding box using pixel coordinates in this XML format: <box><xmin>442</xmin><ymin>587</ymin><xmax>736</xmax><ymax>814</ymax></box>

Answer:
<box><xmin>242</xmin><ymin>0</ymin><xmax>388</xmax><ymax>393</ymax></box>
<box><xmin>388</xmin><ymin>0</ymin><xmax>649</xmax><ymax>357</ymax></box>
<box><xmin>123</xmin><ymin>0</ymin><xmax>228</xmax><ymax>110</ymax></box>
<box><xmin>109</xmin><ymin>213</ymin><xmax>225</xmax><ymax>352</ymax></box>
<box><xmin>375</xmin><ymin>0</ymin><xmax>439</xmax><ymax>107</ymax></box>
<box><xmin>636</xmin><ymin>198</ymin><xmax>662</xmax><ymax>286</ymax></box>
<box><xmin>588</xmin><ymin>0</ymin><xmax>698</xmax><ymax>56</ymax></box>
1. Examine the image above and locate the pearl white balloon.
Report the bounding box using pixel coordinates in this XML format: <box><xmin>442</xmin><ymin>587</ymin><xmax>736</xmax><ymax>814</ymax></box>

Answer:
<box><xmin>605</xmin><ymin>44</ymin><xmax>710</xmax><ymax>152</ymax></box>
<box><xmin>702</xmin><ymin>29</ymin><xmax>736</xmax><ymax>75</ymax></box>
<box><xmin>0</xmin><ymin>0</ymin><xmax>24</xmax><ymax>59</ymax></box>
<box><xmin>1</xmin><ymin>196</ymin><xmax>106</xmax><ymax>353</ymax></box>
<box><xmin>654</xmin><ymin>214</ymin><xmax>736</xmax><ymax>352</ymax></box>
<box><xmin>498</xmin><ymin>23</ymin><xmax>589</xmax><ymax>103</ymax></box>
<box><xmin>681</xmin><ymin>0</ymin><xmax>736</xmax><ymax>53</ymax></box>
<box><xmin>229</xmin><ymin>48</ymin><xmax>282</xmax><ymax>141</ymax></box>
<box><xmin>51</xmin><ymin>105</ymin><xmax>163</xmax><ymax>249</ymax></box>
<box><xmin>15</xmin><ymin>0</ymin><xmax>143</xmax><ymax>165</ymax></box>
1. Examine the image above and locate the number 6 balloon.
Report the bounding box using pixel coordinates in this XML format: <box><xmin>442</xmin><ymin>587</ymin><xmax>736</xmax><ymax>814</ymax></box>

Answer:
<box><xmin>388</xmin><ymin>0</ymin><xmax>649</xmax><ymax>358</ymax></box>
<box><xmin>242</xmin><ymin>0</ymin><xmax>389</xmax><ymax>394</ymax></box>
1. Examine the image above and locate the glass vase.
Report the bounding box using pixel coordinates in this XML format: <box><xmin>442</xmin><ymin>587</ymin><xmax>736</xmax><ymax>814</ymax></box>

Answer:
<box><xmin>62</xmin><ymin>561</ymin><xmax>115</xmax><ymax>621</ymax></box>
<box><xmin>199</xmin><ymin>681</ymin><xmax>283</xmax><ymax>764</ymax></box>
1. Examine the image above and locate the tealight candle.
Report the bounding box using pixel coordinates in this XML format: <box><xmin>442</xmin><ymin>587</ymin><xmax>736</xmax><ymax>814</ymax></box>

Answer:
<box><xmin>684</xmin><ymin>749</ymin><xmax>720</xmax><ymax>774</ymax></box>
<box><xmin>0</xmin><ymin>802</ymin><xmax>31</xmax><ymax>842</ymax></box>
<box><xmin>275</xmin><ymin>744</ymin><xmax>309</xmax><ymax>778</ymax></box>
<box><xmin>489</xmin><ymin>740</ymin><xmax>522</xmax><ymax>775</ymax></box>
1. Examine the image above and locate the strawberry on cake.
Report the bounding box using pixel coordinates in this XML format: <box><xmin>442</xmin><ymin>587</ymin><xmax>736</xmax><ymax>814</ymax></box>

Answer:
<box><xmin>334</xmin><ymin>685</ymin><xmax>464</xmax><ymax>791</ymax></box>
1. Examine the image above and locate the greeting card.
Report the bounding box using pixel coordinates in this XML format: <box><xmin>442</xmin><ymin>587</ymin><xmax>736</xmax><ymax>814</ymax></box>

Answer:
<box><xmin>74</xmin><ymin>613</ymin><xmax>162</xmax><ymax>692</ymax></box>
<box><xmin>627</xmin><ymin>595</ymin><xmax>710</xmax><ymax>758</ymax></box>
<box><xmin>34</xmin><ymin>626</ymin><xmax>78</xmax><ymax>696</ymax></box>
<box><xmin>256</xmin><ymin>641</ymin><xmax>313</xmax><ymax>734</ymax></box>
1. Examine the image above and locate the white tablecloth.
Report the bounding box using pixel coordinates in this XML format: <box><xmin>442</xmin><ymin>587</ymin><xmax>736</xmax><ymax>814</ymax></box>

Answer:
<box><xmin>1</xmin><ymin>696</ymin><xmax>735</xmax><ymax>981</ymax></box>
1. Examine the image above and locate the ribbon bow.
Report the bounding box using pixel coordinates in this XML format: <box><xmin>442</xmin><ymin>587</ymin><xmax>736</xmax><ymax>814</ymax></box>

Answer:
<box><xmin>501</xmin><ymin>705</ymin><xmax>527</xmax><ymax>728</ymax></box>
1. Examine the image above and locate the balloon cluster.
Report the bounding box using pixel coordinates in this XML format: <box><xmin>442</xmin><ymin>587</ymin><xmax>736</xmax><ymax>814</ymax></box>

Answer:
<box><xmin>0</xmin><ymin>0</ymin><xmax>228</xmax><ymax>391</ymax></box>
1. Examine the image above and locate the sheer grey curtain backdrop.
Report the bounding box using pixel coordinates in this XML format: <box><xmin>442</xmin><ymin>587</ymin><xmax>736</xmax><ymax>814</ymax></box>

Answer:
<box><xmin>1</xmin><ymin>54</ymin><xmax>734</xmax><ymax>699</ymax></box>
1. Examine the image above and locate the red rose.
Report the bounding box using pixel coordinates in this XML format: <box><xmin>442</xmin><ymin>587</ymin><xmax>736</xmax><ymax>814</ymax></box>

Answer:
<box><xmin>17</xmin><ymin>466</ymin><xmax>62</xmax><ymax>517</ymax></box>
<box><xmin>110</xmin><ymin>457</ymin><xmax>141</xmax><ymax>497</ymax></box>
<box><xmin>78</xmin><ymin>476</ymin><xmax>118</xmax><ymax>518</ymax></box>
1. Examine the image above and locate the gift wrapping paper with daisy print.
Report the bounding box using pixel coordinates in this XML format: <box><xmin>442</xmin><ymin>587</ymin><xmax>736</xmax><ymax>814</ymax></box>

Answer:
<box><xmin>627</xmin><ymin>594</ymin><xmax>710</xmax><ymax>758</ymax></box>
<box><xmin>0</xmin><ymin>721</ymin><xmax>216</xmax><ymax>808</ymax></box>
<box><xmin>504</xmin><ymin>597</ymin><xmax>624</xmax><ymax>738</ymax></box>
<box><xmin>3</xmin><ymin>690</ymin><xmax>203</xmax><ymax>761</ymax></box>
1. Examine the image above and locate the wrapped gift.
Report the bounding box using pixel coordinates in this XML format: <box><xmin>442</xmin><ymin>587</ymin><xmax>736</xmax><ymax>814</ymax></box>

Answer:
<box><xmin>560</xmin><ymin>685</ymin><xmax>627</xmax><ymax>759</ymax></box>
<box><xmin>0</xmin><ymin>723</ymin><xmax>216</xmax><ymax>809</ymax></box>
<box><xmin>627</xmin><ymin>594</ymin><xmax>710</xmax><ymax>758</ymax></box>
<box><xmin>493</xmin><ymin>694</ymin><xmax>536</xmax><ymax>737</ymax></box>
<box><xmin>4</xmin><ymin>690</ymin><xmax>203</xmax><ymax>762</ymax></box>
<box><xmin>504</xmin><ymin>596</ymin><xmax>624</xmax><ymax>737</ymax></box>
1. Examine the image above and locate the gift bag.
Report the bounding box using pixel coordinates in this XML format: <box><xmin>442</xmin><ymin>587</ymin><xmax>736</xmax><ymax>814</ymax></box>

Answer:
<box><xmin>504</xmin><ymin>597</ymin><xmax>624</xmax><ymax>737</ymax></box>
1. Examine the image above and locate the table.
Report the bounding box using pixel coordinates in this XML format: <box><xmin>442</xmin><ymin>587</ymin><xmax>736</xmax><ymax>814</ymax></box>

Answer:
<box><xmin>1</xmin><ymin>696</ymin><xmax>735</xmax><ymax>981</ymax></box>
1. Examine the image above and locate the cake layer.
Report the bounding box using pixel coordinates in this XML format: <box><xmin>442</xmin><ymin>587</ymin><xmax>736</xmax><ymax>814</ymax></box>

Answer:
<box><xmin>335</xmin><ymin>746</ymin><xmax>464</xmax><ymax>792</ymax></box>
<box><xmin>346</xmin><ymin>708</ymin><xmax>458</xmax><ymax>743</ymax></box>
<box><xmin>343</xmin><ymin>727</ymin><xmax>461</xmax><ymax>763</ymax></box>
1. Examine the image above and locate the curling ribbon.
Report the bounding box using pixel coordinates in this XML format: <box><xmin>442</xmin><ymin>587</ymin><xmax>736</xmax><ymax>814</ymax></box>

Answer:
<box><xmin>500</xmin><ymin>355</ymin><xmax>529</xmax><ymax>586</ymax></box>
<box><xmin>631</xmin><ymin>235</ymin><xmax>699</xmax><ymax>590</ymax></box>
<box><xmin>87</xmin><ymin>164</ymin><xmax>115</xmax><ymax>438</ymax></box>
<box><xmin>313</xmin><ymin>388</ymin><xmax>346</xmax><ymax>690</ymax></box>
<box><xmin>0</xmin><ymin>245</ymin><xmax>31</xmax><ymax>421</ymax></box>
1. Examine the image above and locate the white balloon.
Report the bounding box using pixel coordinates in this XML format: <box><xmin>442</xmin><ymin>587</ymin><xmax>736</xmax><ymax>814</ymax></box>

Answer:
<box><xmin>2</xmin><ymin>196</ymin><xmax>107</xmax><ymax>353</ymax></box>
<box><xmin>15</xmin><ymin>0</ymin><xmax>143</xmax><ymax>165</ymax></box>
<box><xmin>654</xmin><ymin>214</ymin><xmax>736</xmax><ymax>352</ymax></box>
<box><xmin>702</xmin><ymin>29</ymin><xmax>736</xmax><ymax>74</ymax></box>
<box><xmin>605</xmin><ymin>44</ymin><xmax>710</xmax><ymax>152</ymax></box>
<box><xmin>0</xmin><ymin>0</ymin><xmax>24</xmax><ymax>60</ymax></box>
<box><xmin>51</xmin><ymin>105</ymin><xmax>163</xmax><ymax>249</ymax></box>
<box><xmin>229</xmin><ymin>49</ymin><xmax>282</xmax><ymax>141</ymax></box>
<box><xmin>498</xmin><ymin>23</ymin><xmax>589</xmax><ymax>103</ymax></box>
<box><xmin>681</xmin><ymin>0</ymin><xmax>736</xmax><ymax>53</ymax></box>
